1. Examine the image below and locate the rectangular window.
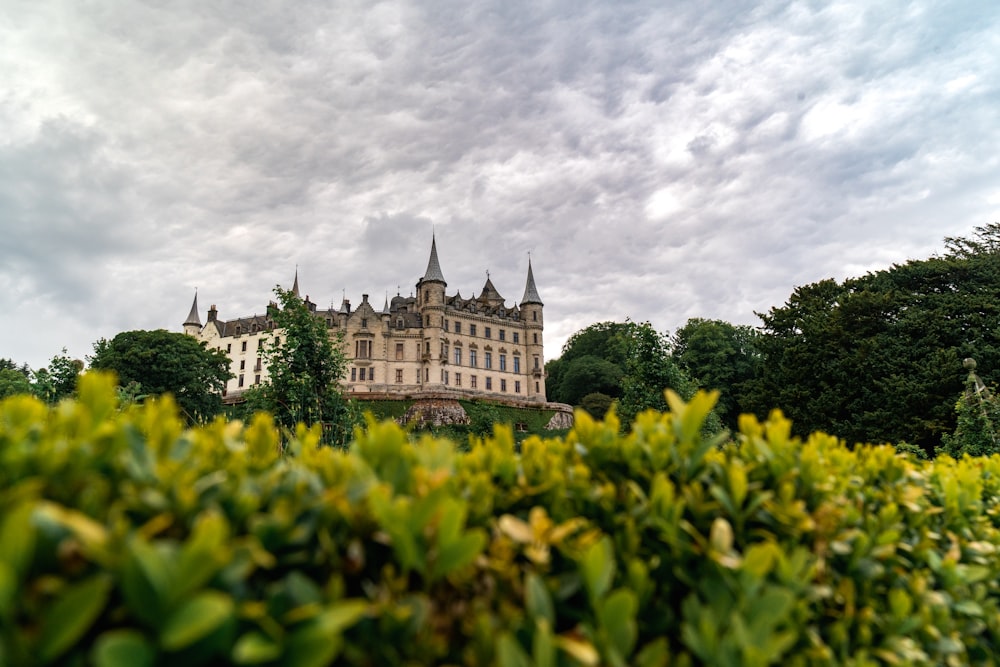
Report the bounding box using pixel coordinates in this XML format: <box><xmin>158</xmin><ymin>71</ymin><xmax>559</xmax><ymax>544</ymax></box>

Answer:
<box><xmin>417</xmin><ymin>369</ymin><xmax>422</xmax><ymax>383</ymax></box>
<box><xmin>396</xmin><ymin>343</ymin><xmax>404</xmax><ymax>360</ymax></box>
<box><xmin>351</xmin><ymin>368</ymin><xmax>357</xmax><ymax>381</ymax></box>
<box><xmin>238</xmin><ymin>374</ymin><xmax>244</xmax><ymax>387</ymax></box>
<box><xmin>356</xmin><ymin>340</ymin><xmax>371</xmax><ymax>359</ymax></box>
<box><xmin>425</xmin><ymin>368</ymin><xmax>429</xmax><ymax>382</ymax></box>
<box><xmin>442</xmin><ymin>370</ymin><xmax>449</xmax><ymax>385</ymax></box>
<box><xmin>258</xmin><ymin>339</ymin><xmax>264</xmax><ymax>349</ymax></box>
<box><xmin>533</xmin><ymin>311</ymin><xmax>537</xmax><ymax>321</ymax></box>
<box><xmin>499</xmin><ymin>354</ymin><xmax>506</xmax><ymax>371</ymax></box>
<box><xmin>444</xmin><ymin>319</ymin><xmax>449</xmax><ymax>332</ymax></box>
<box><xmin>396</xmin><ymin>369</ymin><xmax>403</xmax><ymax>383</ymax></box>
<box><xmin>470</xmin><ymin>350</ymin><xmax>477</xmax><ymax>367</ymax></box>
<box><xmin>514</xmin><ymin>356</ymin><xmax>520</xmax><ymax>373</ymax></box>
<box><xmin>533</xmin><ymin>333</ymin><xmax>538</xmax><ymax>344</ymax></box>
<box><xmin>455</xmin><ymin>373</ymin><xmax>461</xmax><ymax>387</ymax></box>
<box><xmin>454</xmin><ymin>348</ymin><xmax>462</xmax><ymax>365</ymax></box>
<box><xmin>534</xmin><ymin>356</ymin><xmax>540</xmax><ymax>369</ymax></box>
<box><xmin>255</xmin><ymin>357</ymin><xmax>262</xmax><ymax>371</ymax></box>
<box><xmin>255</xmin><ymin>374</ymin><xmax>261</xmax><ymax>385</ymax></box>
<box><xmin>470</xmin><ymin>324</ymin><xmax>477</xmax><ymax>337</ymax></box>
<box><xmin>240</xmin><ymin>360</ymin><xmax>246</xmax><ymax>370</ymax></box>
<box><xmin>242</xmin><ymin>341</ymin><xmax>247</xmax><ymax>352</ymax></box>
<box><xmin>484</xmin><ymin>352</ymin><xmax>492</xmax><ymax>369</ymax></box>
<box><xmin>471</xmin><ymin>375</ymin><xmax>478</xmax><ymax>388</ymax></box>
<box><xmin>275</xmin><ymin>337</ymin><xmax>281</xmax><ymax>346</ymax></box>
<box><xmin>485</xmin><ymin>327</ymin><xmax>492</xmax><ymax>339</ymax></box>
<box><xmin>501</xmin><ymin>379</ymin><xmax>507</xmax><ymax>392</ymax></box>
<box><xmin>515</xmin><ymin>380</ymin><xmax>521</xmax><ymax>393</ymax></box>
<box><xmin>441</xmin><ymin>343</ymin><xmax>448</xmax><ymax>360</ymax></box>
<box><xmin>499</xmin><ymin>329</ymin><xmax>505</xmax><ymax>341</ymax></box>
<box><xmin>513</xmin><ymin>332</ymin><xmax>519</xmax><ymax>344</ymax></box>
<box><xmin>454</xmin><ymin>322</ymin><xmax>461</xmax><ymax>334</ymax></box>
<box><xmin>486</xmin><ymin>377</ymin><xmax>492</xmax><ymax>390</ymax></box>
<box><xmin>227</xmin><ymin>343</ymin><xmax>232</xmax><ymax>353</ymax></box>
<box><xmin>535</xmin><ymin>381</ymin><xmax>539</xmax><ymax>392</ymax></box>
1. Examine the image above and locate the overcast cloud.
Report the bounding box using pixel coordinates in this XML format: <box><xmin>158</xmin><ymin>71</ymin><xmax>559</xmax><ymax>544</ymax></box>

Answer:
<box><xmin>2</xmin><ymin>0</ymin><xmax>998</xmax><ymax>370</ymax></box>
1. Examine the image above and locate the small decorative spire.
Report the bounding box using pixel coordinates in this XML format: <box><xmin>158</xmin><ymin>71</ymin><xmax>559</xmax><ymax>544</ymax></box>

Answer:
<box><xmin>421</xmin><ymin>233</ymin><xmax>446</xmax><ymax>284</ymax></box>
<box><xmin>292</xmin><ymin>266</ymin><xmax>300</xmax><ymax>297</ymax></box>
<box><xmin>184</xmin><ymin>290</ymin><xmax>201</xmax><ymax>327</ymax></box>
<box><xmin>521</xmin><ymin>258</ymin><xmax>543</xmax><ymax>305</ymax></box>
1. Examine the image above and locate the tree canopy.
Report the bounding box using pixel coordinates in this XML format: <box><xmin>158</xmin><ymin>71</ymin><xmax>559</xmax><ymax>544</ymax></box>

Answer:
<box><xmin>89</xmin><ymin>329</ymin><xmax>232</xmax><ymax>423</ymax></box>
<box><xmin>749</xmin><ymin>225</ymin><xmax>1000</xmax><ymax>452</ymax></box>
<box><xmin>243</xmin><ymin>287</ymin><xmax>356</xmax><ymax>445</ymax></box>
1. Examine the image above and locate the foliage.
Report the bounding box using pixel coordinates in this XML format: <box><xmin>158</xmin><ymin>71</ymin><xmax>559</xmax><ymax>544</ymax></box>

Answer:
<box><xmin>618</xmin><ymin>321</ymin><xmax>722</xmax><ymax>434</ymax></box>
<box><xmin>30</xmin><ymin>349</ymin><xmax>83</xmax><ymax>404</ymax></box>
<box><xmin>7</xmin><ymin>374</ymin><xmax>1000</xmax><ymax>664</ymax></box>
<box><xmin>88</xmin><ymin>330</ymin><xmax>232</xmax><ymax>423</ymax></box>
<box><xmin>672</xmin><ymin>318</ymin><xmax>762</xmax><ymax>430</ymax></box>
<box><xmin>546</xmin><ymin>322</ymin><xmax>630</xmax><ymax>405</ymax></box>
<box><xmin>938</xmin><ymin>366</ymin><xmax>1000</xmax><ymax>458</ymax></box>
<box><xmin>750</xmin><ymin>237</ymin><xmax>1000</xmax><ymax>451</ymax></box>
<box><xmin>580</xmin><ymin>392</ymin><xmax>614</xmax><ymax>419</ymax></box>
<box><xmin>243</xmin><ymin>287</ymin><xmax>357</xmax><ymax>447</ymax></box>
<box><xmin>0</xmin><ymin>368</ymin><xmax>32</xmax><ymax>400</ymax></box>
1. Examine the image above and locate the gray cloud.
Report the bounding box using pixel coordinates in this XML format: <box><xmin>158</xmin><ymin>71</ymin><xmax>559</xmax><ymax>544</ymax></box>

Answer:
<box><xmin>1</xmin><ymin>0</ymin><xmax>998</xmax><ymax>369</ymax></box>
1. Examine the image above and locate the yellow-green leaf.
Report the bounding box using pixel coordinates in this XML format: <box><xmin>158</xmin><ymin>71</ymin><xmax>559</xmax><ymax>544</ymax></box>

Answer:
<box><xmin>160</xmin><ymin>591</ymin><xmax>234</xmax><ymax>651</ymax></box>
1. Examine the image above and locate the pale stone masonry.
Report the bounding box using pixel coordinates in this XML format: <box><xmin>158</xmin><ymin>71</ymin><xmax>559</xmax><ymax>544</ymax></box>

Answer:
<box><xmin>183</xmin><ymin>236</ymin><xmax>548</xmax><ymax>403</ymax></box>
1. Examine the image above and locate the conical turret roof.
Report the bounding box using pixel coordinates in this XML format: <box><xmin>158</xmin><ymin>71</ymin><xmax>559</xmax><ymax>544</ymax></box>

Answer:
<box><xmin>184</xmin><ymin>291</ymin><xmax>202</xmax><ymax>327</ymax></box>
<box><xmin>521</xmin><ymin>259</ymin><xmax>543</xmax><ymax>305</ymax></box>
<box><xmin>291</xmin><ymin>268</ymin><xmax>300</xmax><ymax>297</ymax></box>
<box><xmin>421</xmin><ymin>234</ymin><xmax>446</xmax><ymax>283</ymax></box>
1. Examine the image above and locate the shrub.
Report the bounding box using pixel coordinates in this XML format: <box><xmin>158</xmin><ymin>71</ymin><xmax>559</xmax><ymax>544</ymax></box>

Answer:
<box><xmin>3</xmin><ymin>373</ymin><xmax>1000</xmax><ymax>665</ymax></box>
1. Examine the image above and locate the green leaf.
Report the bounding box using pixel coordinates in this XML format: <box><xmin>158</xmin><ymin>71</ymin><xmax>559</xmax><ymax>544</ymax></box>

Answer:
<box><xmin>581</xmin><ymin>536</ymin><xmax>615</xmax><ymax>603</ymax></box>
<box><xmin>599</xmin><ymin>589</ymin><xmax>638</xmax><ymax>658</ymax></box>
<box><xmin>284</xmin><ymin>601</ymin><xmax>367</xmax><ymax>667</ymax></box>
<box><xmin>92</xmin><ymin>630</ymin><xmax>155</xmax><ymax>667</ymax></box>
<box><xmin>172</xmin><ymin>511</ymin><xmax>231</xmax><ymax>605</ymax></box>
<box><xmin>525</xmin><ymin>572</ymin><xmax>555</xmax><ymax>625</ymax></box>
<box><xmin>233</xmin><ymin>632</ymin><xmax>282</xmax><ymax>664</ymax></box>
<box><xmin>160</xmin><ymin>591</ymin><xmax>234</xmax><ymax>652</ymax></box>
<box><xmin>532</xmin><ymin>619</ymin><xmax>556</xmax><ymax>667</ymax></box>
<box><xmin>431</xmin><ymin>530</ymin><xmax>486</xmax><ymax>580</ymax></box>
<box><xmin>38</xmin><ymin>574</ymin><xmax>113</xmax><ymax>664</ymax></box>
<box><xmin>121</xmin><ymin>537</ymin><xmax>172</xmax><ymax>627</ymax></box>
<box><xmin>0</xmin><ymin>503</ymin><xmax>35</xmax><ymax>580</ymax></box>
<box><xmin>497</xmin><ymin>632</ymin><xmax>532</xmax><ymax>667</ymax></box>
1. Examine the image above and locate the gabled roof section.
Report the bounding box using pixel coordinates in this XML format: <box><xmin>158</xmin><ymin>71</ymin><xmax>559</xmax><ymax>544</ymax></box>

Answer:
<box><xmin>184</xmin><ymin>291</ymin><xmax>201</xmax><ymax>327</ymax></box>
<box><xmin>521</xmin><ymin>259</ymin><xmax>543</xmax><ymax>305</ymax></box>
<box><xmin>421</xmin><ymin>234</ymin><xmax>446</xmax><ymax>284</ymax></box>
<box><xmin>478</xmin><ymin>277</ymin><xmax>504</xmax><ymax>306</ymax></box>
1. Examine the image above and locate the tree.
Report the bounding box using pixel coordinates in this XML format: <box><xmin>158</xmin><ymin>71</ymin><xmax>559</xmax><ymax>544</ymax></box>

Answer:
<box><xmin>618</xmin><ymin>321</ymin><xmax>723</xmax><ymax>434</ymax></box>
<box><xmin>938</xmin><ymin>358</ymin><xmax>1000</xmax><ymax>458</ymax></box>
<box><xmin>671</xmin><ymin>318</ymin><xmax>762</xmax><ymax>430</ymax></box>
<box><xmin>750</xmin><ymin>226</ymin><xmax>1000</xmax><ymax>451</ymax></box>
<box><xmin>30</xmin><ymin>349</ymin><xmax>83</xmax><ymax>404</ymax></box>
<box><xmin>0</xmin><ymin>368</ymin><xmax>32</xmax><ymax>399</ymax></box>
<box><xmin>546</xmin><ymin>321</ymin><xmax>629</xmax><ymax>405</ymax></box>
<box><xmin>89</xmin><ymin>330</ymin><xmax>232</xmax><ymax>423</ymax></box>
<box><xmin>243</xmin><ymin>287</ymin><xmax>356</xmax><ymax>446</ymax></box>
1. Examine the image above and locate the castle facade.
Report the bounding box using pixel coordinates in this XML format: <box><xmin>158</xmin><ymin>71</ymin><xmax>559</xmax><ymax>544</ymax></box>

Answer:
<box><xmin>182</xmin><ymin>236</ymin><xmax>547</xmax><ymax>403</ymax></box>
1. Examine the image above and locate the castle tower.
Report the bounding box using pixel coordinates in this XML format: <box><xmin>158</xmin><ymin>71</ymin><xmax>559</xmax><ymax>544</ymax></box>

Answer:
<box><xmin>519</xmin><ymin>259</ymin><xmax>546</xmax><ymax>400</ymax></box>
<box><xmin>183</xmin><ymin>291</ymin><xmax>202</xmax><ymax>336</ymax></box>
<box><xmin>416</xmin><ymin>234</ymin><xmax>447</xmax><ymax>387</ymax></box>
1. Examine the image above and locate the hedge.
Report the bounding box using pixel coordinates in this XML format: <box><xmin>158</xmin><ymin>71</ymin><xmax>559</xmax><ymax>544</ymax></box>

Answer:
<box><xmin>2</xmin><ymin>373</ymin><xmax>1000</xmax><ymax>665</ymax></box>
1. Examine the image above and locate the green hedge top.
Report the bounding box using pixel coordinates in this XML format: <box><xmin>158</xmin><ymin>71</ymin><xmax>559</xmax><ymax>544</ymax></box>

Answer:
<box><xmin>2</xmin><ymin>373</ymin><xmax>1000</xmax><ymax>666</ymax></box>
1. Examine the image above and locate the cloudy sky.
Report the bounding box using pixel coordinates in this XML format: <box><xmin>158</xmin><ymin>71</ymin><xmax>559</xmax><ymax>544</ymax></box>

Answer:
<box><xmin>2</xmin><ymin>0</ymin><xmax>998</xmax><ymax>370</ymax></box>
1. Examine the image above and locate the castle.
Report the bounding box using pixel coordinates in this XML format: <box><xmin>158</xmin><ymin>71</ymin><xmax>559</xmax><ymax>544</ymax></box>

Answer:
<box><xmin>182</xmin><ymin>236</ymin><xmax>548</xmax><ymax>404</ymax></box>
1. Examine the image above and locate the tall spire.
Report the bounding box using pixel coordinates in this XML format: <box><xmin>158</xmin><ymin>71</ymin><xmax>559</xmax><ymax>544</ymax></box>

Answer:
<box><xmin>521</xmin><ymin>258</ymin><xmax>543</xmax><ymax>305</ymax></box>
<box><xmin>292</xmin><ymin>267</ymin><xmax>300</xmax><ymax>297</ymax></box>
<box><xmin>421</xmin><ymin>234</ymin><xmax>446</xmax><ymax>283</ymax></box>
<box><xmin>184</xmin><ymin>290</ymin><xmax>202</xmax><ymax>328</ymax></box>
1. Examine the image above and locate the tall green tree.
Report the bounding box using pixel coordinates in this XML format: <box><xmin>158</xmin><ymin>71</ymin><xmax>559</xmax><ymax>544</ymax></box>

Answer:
<box><xmin>0</xmin><ymin>368</ymin><xmax>32</xmax><ymax>399</ymax></box>
<box><xmin>618</xmin><ymin>321</ymin><xmax>723</xmax><ymax>434</ymax></box>
<box><xmin>30</xmin><ymin>349</ymin><xmax>83</xmax><ymax>404</ymax></box>
<box><xmin>89</xmin><ymin>330</ymin><xmax>232</xmax><ymax>423</ymax></box>
<box><xmin>244</xmin><ymin>287</ymin><xmax>356</xmax><ymax>446</ymax></box>
<box><xmin>546</xmin><ymin>321</ymin><xmax>629</xmax><ymax>405</ymax></box>
<box><xmin>671</xmin><ymin>318</ymin><xmax>762</xmax><ymax>429</ymax></box>
<box><xmin>750</xmin><ymin>224</ymin><xmax>1000</xmax><ymax>452</ymax></box>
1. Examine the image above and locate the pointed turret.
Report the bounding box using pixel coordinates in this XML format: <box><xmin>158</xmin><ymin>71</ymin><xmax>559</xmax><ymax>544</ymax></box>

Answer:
<box><xmin>291</xmin><ymin>268</ymin><xmax>300</xmax><ymax>297</ymax></box>
<box><xmin>421</xmin><ymin>234</ymin><xmax>446</xmax><ymax>284</ymax></box>
<box><xmin>183</xmin><ymin>291</ymin><xmax>201</xmax><ymax>335</ymax></box>
<box><xmin>521</xmin><ymin>259</ymin><xmax>543</xmax><ymax>305</ymax></box>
